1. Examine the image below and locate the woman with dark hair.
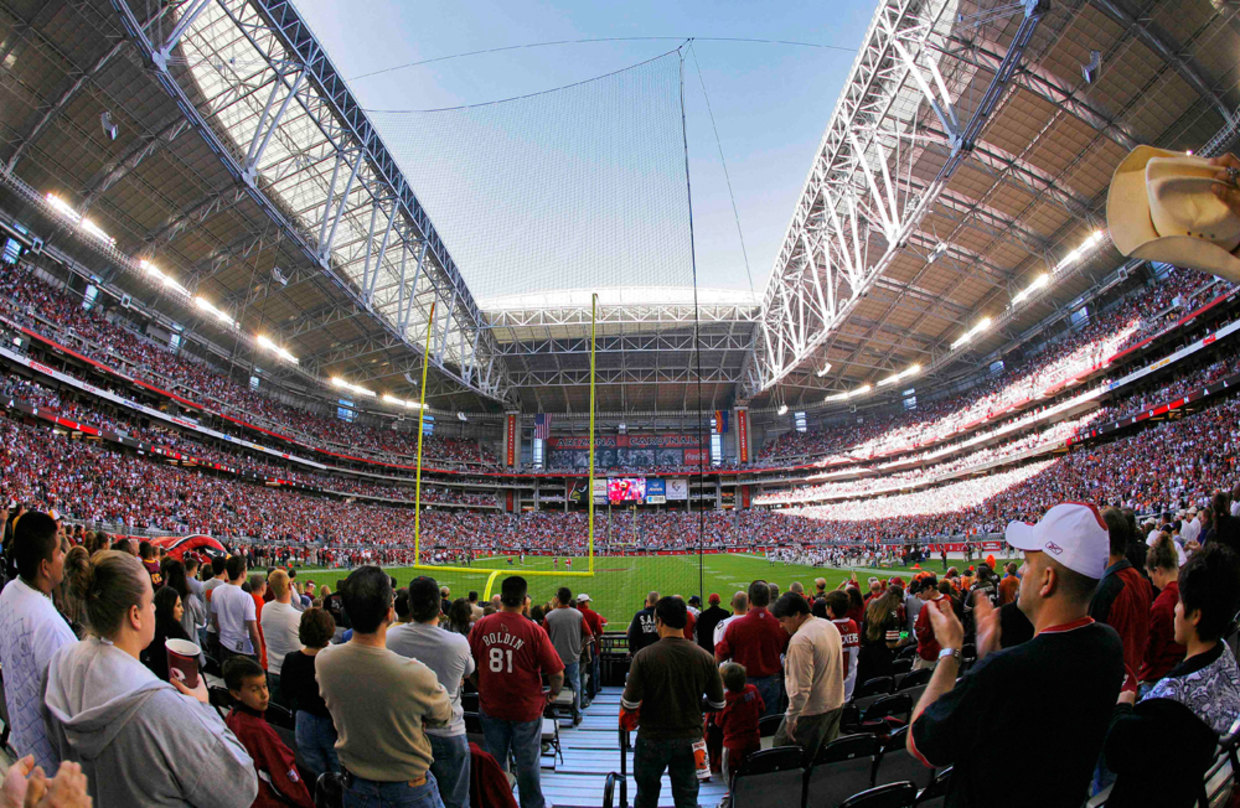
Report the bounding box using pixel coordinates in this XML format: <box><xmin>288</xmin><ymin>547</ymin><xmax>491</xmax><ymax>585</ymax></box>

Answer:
<box><xmin>1103</xmin><ymin>544</ymin><xmax>1240</xmax><ymax>807</ymax></box>
<box><xmin>162</xmin><ymin>557</ymin><xmax>206</xmax><ymax>643</ymax></box>
<box><xmin>279</xmin><ymin>607</ymin><xmax>339</xmax><ymax>779</ymax></box>
<box><xmin>857</xmin><ymin>587</ymin><xmax>902</xmax><ymax>684</ymax></box>
<box><xmin>140</xmin><ymin>585</ymin><xmax>191</xmax><ymax>681</ymax></box>
<box><xmin>43</xmin><ymin>550</ymin><xmax>257</xmax><ymax>806</ymax></box>
<box><xmin>446</xmin><ymin>597</ymin><xmax>473</xmax><ymax>635</ymax></box>
<box><xmin>844</xmin><ymin>585</ymin><xmax>865</xmax><ymax>627</ymax></box>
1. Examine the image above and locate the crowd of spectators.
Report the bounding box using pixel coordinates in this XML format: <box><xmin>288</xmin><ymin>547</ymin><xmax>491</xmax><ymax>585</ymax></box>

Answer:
<box><xmin>759</xmin><ymin>267</ymin><xmax>1229</xmax><ymax>466</ymax></box>
<box><xmin>0</xmin><ymin>263</ymin><xmax>499</xmax><ymax>469</ymax></box>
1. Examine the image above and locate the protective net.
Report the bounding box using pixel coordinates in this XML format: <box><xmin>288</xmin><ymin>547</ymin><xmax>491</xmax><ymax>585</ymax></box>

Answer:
<box><xmin>365</xmin><ymin>50</ymin><xmax>694</xmax><ymax>303</ymax></box>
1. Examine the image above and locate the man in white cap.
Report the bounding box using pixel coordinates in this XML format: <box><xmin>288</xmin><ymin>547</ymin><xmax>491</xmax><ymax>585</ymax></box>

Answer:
<box><xmin>905</xmin><ymin>503</ymin><xmax>1124</xmax><ymax>807</ymax></box>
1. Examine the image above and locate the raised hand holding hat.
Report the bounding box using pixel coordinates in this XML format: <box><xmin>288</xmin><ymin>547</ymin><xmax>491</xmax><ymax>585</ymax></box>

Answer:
<box><xmin>1107</xmin><ymin>146</ymin><xmax>1240</xmax><ymax>283</ymax></box>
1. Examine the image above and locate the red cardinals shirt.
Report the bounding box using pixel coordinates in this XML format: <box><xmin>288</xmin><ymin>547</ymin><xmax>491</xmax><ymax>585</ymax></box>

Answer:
<box><xmin>714</xmin><ymin>607</ymin><xmax>789</xmax><ymax>678</ymax></box>
<box><xmin>831</xmin><ymin>617</ymin><xmax>860</xmax><ymax>700</ymax></box>
<box><xmin>470</xmin><ymin>612</ymin><xmax>565</xmax><ymax>722</ymax></box>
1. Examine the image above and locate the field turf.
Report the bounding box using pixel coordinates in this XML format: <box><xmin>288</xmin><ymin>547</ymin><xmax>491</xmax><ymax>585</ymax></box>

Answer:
<box><xmin>297</xmin><ymin>553</ymin><xmax>1005</xmax><ymax>627</ymax></box>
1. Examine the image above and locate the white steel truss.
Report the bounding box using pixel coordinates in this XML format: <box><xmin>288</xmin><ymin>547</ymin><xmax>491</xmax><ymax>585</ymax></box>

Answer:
<box><xmin>742</xmin><ymin>0</ymin><xmax>1048</xmax><ymax>398</ymax></box>
<box><xmin>108</xmin><ymin>0</ymin><xmax>514</xmax><ymax>402</ymax></box>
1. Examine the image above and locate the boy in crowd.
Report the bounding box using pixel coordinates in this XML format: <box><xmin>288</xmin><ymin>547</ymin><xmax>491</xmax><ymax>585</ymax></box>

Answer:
<box><xmin>223</xmin><ymin>656</ymin><xmax>313</xmax><ymax>808</ymax></box>
<box><xmin>714</xmin><ymin>662</ymin><xmax>764</xmax><ymax>784</ymax></box>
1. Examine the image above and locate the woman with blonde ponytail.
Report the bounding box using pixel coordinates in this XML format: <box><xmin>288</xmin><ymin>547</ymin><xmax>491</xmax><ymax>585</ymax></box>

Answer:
<box><xmin>42</xmin><ymin>550</ymin><xmax>258</xmax><ymax>807</ymax></box>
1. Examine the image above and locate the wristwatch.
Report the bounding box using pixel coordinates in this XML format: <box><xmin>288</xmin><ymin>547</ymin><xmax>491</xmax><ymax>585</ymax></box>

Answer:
<box><xmin>938</xmin><ymin>647</ymin><xmax>962</xmax><ymax>664</ymax></box>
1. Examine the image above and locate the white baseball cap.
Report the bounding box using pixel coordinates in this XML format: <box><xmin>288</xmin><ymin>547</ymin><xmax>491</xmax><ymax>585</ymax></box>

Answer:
<box><xmin>576</xmin><ymin>593</ymin><xmax>592</xmax><ymax>603</ymax></box>
<box><xmin>1005</xmin><ymin>502</ymin><xmax>1111</xmax><ymax>580</ymax></box>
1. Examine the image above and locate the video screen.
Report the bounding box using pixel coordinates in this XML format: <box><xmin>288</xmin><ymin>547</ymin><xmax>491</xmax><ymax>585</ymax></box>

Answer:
<box><xmin>607</xmin><ymin>477</ymin><xmax>646</xmax><ymax>504</ymax></box>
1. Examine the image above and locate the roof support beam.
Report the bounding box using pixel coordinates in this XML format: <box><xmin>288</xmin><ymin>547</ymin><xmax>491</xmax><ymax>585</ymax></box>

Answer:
<box><xmin>1088</xmin><ymin>0</ymin><xmax>1229</xmax><ymax>119</ymax></box>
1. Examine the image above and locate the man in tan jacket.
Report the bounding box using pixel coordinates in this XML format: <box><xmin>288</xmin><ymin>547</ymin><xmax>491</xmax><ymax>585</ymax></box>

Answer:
<box><xmin>771</xmin><ymin>592</ymin><xmax>845</xmax><ymax>760</ymax></box>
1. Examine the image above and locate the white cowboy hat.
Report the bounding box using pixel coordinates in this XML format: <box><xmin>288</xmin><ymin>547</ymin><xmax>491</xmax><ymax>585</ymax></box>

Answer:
<box><xmin>1106</xmin><ymin>145</ymin><xmax>1240</xmax><ymax>284</ymax></box>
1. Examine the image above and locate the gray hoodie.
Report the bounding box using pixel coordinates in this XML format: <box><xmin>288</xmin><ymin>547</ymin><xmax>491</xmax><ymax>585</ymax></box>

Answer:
<box><xmin>43</xmin><ymin>636</ymin><xmax>258</xmax><ymax>807</ymax></box>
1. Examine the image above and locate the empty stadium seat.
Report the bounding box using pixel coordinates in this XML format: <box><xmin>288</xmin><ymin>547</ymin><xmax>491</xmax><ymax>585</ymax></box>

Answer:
<box><xmin>839</xmin><ymin>781</ymin><xmax>918</xmax><ymax>808</ymax></box>
<box><xmin>913</xmin><ymin>767</ymin><xmax>952</xmax><ymax>808</ymax></box>
<box><xmin>265</xmin><ymin>702</ymin><xmax>295</xmax><ymax>731</ymax></box>
<box><xmin>895</xmin><ymin>668</ymin><xmax>933</xmax><ymax>692</ymax></box>
<box><xmin>855</xmin><ymin>676</ymin><xmax>894</xmax><ymax>700</ymax></box>
<box><xmin>804</xmin><ymin>733</ymin><xmax>879</xmax><ymax>808</ymax></box>
<box><xmin>889</xmin><ymin>657</ymin><xmax>913</xmax><ymax>676</ymax></box>
<box><xmin>873</xmin><ymin>727</ymin><xmax>935</xmax><ymax>791</ymax></box>
<box><xmin>731</xmin><ymin>746</ymin><xmax>806</xmax><ymax>808</ymax></box>
<box><xmin>860</xmin><ymin>693</ymin><xmax>912</xmax><ymax>728</ymax></box>
<box><xmin>759</xmin><ymin>713</ymin><xmax>784</xmax><ymax>750</ymax></box>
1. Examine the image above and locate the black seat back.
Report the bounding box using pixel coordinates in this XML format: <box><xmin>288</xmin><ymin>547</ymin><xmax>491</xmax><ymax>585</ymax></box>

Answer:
<box><xmin>862</xmin><ymin>693</ymin><xmax>912</xmax><ymax>725</ymax></box>
<box><xmin>732</xmin><ymin>747</ymin><xmax>806</xmax><ymax>808</ymax></box>
<box><xmin>805</xmin><ymin>734</ymin><xmax>880</xmax><ymax>808</ymax></box>
<box><xmin>855</xmin><ymin>676</ymin><xmax>894</xmax><ymax>700</ymax></box>
<box><xmin>874</xmin><ymin>727</ymin><xmax>935</xmax><ymax>791</ymax></box>
<box><xmin>896</xmin><ymin>668</ymin><xmax>932</xmax><ymax>691</ymax></box>
<box><xmin>913</xmin><ymin>767</ymin><xmax>951</xmax><ymax>807</ymax></box>
<box><xmin>839</xmin><ymin>781</ymin><xmax>918</xmax><ymax>808</ymax></box>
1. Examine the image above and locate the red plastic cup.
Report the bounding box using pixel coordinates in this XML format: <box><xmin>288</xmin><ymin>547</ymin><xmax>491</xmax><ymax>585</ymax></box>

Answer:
<box><xmin>165</xmin><ymin>638</ymin><xmax>201</xmax><ymax>689</ymax></box>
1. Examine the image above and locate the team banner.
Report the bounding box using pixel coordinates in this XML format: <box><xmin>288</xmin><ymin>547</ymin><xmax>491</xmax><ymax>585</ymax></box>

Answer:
<box><xmin>736</xmin><ymin>408</ymin><xmax>749</xmax><ymax>463</ymax></box>
<box><xmin>505</xmin><ymin>414</ymin><xmax>517</xmax><ymax>466</ymax></box>
<box><xmin>646</xmin><ymin>478</ymin><xmax>667</xmax><ymax>504</ymax></box>
<box><xmin>666</xmin><ymin>478</ymin><xmax>689</xmax><ymax>500</ymax></box>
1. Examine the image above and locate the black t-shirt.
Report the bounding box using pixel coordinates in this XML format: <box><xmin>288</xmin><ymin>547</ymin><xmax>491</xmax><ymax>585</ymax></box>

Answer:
<box><xmin>911</xmin><ymin>619</ymin><xmax>1123</xmax><ymax>808</ymax></box>
<box><xmin>281</xmin><ymin>649</ymin><xmax>330</xmax><ymax>717</ymax></box>
<box><xmin>627</xmin><ymin>607</ymin><xmax>659</xmax><ymax>656</ymax></box>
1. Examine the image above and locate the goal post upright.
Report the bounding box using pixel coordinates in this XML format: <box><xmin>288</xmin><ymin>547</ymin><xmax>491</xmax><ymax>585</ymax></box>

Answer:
<box><xmin>588</xmin><ymin>292</ymin><xmax>597</xmax><ymax>574</ymax></box>
<box><xmin>413</xmin><ymin>301</ymin><xmax>435</xmax><ymax>566</ymax></box>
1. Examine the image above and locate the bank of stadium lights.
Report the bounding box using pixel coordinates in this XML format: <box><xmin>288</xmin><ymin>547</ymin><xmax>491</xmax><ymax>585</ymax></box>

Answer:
<box><xmin>825</xmin><ymin>382</ymin><xmax>873</xmax><ymax>403</ymax></box>
<box><xmin>379</xmin><ymin>392</ymin><xmax>426</xmax><ymax>410</ymax></box>
<box><xmin>193</xmin><ymin>295</ymin><xmax>238</xmax><ymax>329</ymax></box>
<box><xmin>255</xmin><ymin>334</ymin><xmax>298</xmax><ymax>365</ymax></box>
<box><xmin>878</xmin><ymin>363</ymin><xmax>921</xmax><ymax>387</ymax></box>
<box><xmin>950</xmin><ymin>316</ymin><xmax>993</xmax><ymax>350</ymax></box>
<box><xmin>45</xmin><ymin>193</ymin><xmax>116</xmax><ymax>249</ymax></box>
<box><xmin>1052</xmin><ymin>230</ymin><xmax>1106</xmax><ymax>276</ymax></box>
<box><xmin>330</xmin><ymin>376</ymin><xmax>377</xmax><ymax>398</ymax></box>
<box><xmin>1010</xmin><ymin>272</ymin><xmax>1050</xmax><ymax>306</ymax></box>
<box><xmin>139</xmin><ymin>259</ymin><xmax>189</xmax><ymax>296</ymax></box>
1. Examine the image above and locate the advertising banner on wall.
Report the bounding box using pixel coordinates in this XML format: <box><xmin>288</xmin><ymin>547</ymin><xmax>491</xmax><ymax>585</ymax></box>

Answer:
<box><xmin>646</xmin><ymin>478</ymin><xmax>666</xmax><ymax>504</ymax></box>
<box><xmin>666</xmin><ymin>478</ymin><xmax>689</xmax><ymax>500</ymax></box>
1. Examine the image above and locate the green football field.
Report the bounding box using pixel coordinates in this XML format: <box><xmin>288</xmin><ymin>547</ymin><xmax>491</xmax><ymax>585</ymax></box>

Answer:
<box><xmin>296</xmin><ymin>553</ymin><xmax>1010</xmax><ymax>627</ymax></box>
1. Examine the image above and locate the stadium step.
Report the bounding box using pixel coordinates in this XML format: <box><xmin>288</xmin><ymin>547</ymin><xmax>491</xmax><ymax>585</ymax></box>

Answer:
<box><xmin>540</xmin><ymin>687</ymin><xmax>729</xmax><ymax>808</ymax></box>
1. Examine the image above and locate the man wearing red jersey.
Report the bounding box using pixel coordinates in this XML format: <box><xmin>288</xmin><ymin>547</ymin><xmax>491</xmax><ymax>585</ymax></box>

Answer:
<box><xmin>715</xmin><ymin>580</ymin><xmax>790</xmax><ymax>718</ymax></box>
<box><xmin>469</xmin><ymin>576</ymin><xmax>564</xmax><ymax>808</ymax></box>
<box><xmin>824</xmin><ymin>591</ymin><xmax>859</xmax><ymax>701</ymax></box>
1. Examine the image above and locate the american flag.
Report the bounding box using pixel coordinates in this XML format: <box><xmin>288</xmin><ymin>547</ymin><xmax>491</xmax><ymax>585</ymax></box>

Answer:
<box><xmin>534</xmin><ymin>413</ymin><xmax>551</xmax><ymax>440</ymax></box>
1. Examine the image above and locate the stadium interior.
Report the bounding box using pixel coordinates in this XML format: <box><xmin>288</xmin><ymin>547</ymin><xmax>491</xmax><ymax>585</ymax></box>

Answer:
<box><xmin>1</xmin><ymin>0</ymin><xmax>1240</xmax><ymax>806</ymax></box>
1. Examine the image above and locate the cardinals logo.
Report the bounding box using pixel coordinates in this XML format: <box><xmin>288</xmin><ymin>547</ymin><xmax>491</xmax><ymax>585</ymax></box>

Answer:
<box><xmin>1044</xmin><ymin>541</ymin><xmax>1065</xmax><ymax>555</ymax></box>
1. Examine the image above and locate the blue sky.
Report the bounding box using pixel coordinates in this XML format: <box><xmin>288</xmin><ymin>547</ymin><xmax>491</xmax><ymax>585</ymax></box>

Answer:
<box><xmin>293</xmin><ymin>0</ymin><xmax>876</xmax><ymax>299</ymax></box>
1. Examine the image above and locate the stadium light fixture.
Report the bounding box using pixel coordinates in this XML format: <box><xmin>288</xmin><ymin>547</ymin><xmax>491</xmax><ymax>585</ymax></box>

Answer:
<box><xmin>1011</xmin><ymin>272</ymin><xmax>1050</xmax><ymax>306</ymax></box>
<box><xmin>825</xmin><ymin>391</ymin><xmax>849</xmax><ymax>403</ymax></box>
<box><xmin>332</xmin><ymin>376</ymin><xmax>377</xmax><ymax>398</ymax></box>
<box><xmin>457</xmin><ymin>411</ymin><xmax>468</xmax><ymax>422</ymax></box>
<box><xmin>951</xmin><ymin>316</ymin><xmax>993</xmax><ymax>350</ymax></box>
<box><xmin>256</xmin><ymin>334</ymin><xmax>298</xmax><ymax>364</ymax></box>
<box><xmin>815</xmin><ymin>362</ymin><xmax>833</xmax><ymax>377</ymax></box>
<box><xmin>380</xmin><ymin>392</ymin><xmax>423</xmax><ymax>409</ymax></box>
<box><xmin>1052</xmin><ymin>230</ymin><xmax>1106</xmax><ymax>275</ymax></box>
<box><xmin>45</xmin><ymin>193</ymin><xmax>81</xmax><ymax>222</ymax></box>
<box><xmin>852</xmin><ymin>383</ymin><xmax>872</xmax><ymax>396</ymax></box>
<box><xmin>192</xmin><ymin>296</ymin><xmax>237</xmax><ymax>328</ymax></box>
<box><xmin>777</xmin><ymin>404</ymin><xmax>789</xmax><ymax>416</ymax></box>
<box><xmin>79</xmin><ymin>218</ymin><xmax>116</xmax><ymax>248</ymax></box>
<box><xmin>927</xmin><ymin>242</ymin><xmax>948</xmax><ymax>264</ymax></box>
